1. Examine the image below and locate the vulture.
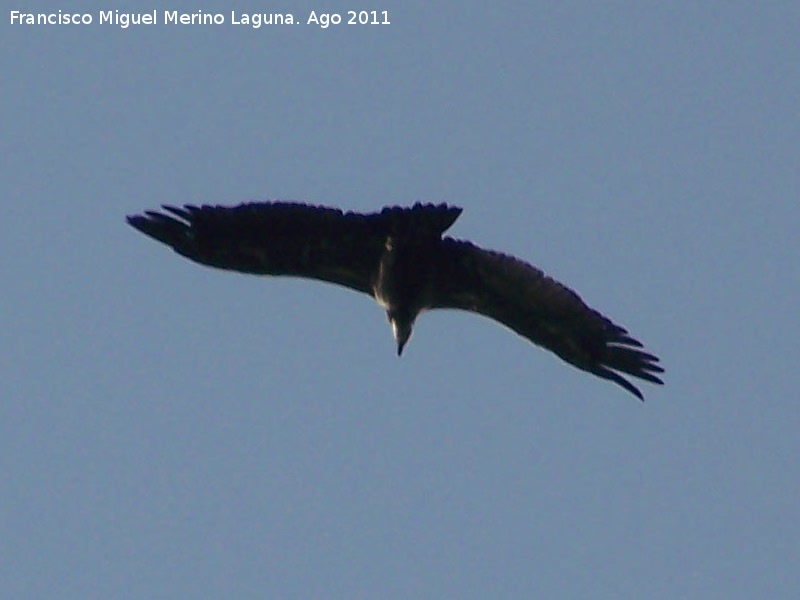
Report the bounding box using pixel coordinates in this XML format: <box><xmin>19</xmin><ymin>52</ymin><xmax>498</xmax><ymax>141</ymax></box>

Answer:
<box><xmin>127</xmin><ymin>201</ymin><xmax>663</xmax><ymax>400</ymax></box>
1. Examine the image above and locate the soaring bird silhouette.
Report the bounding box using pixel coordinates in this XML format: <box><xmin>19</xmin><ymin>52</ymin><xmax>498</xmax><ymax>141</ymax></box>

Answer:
<box><xmin>127</xmin><ymin>201</ymin><xmax>663</xmax><ymax>400</ymax></box>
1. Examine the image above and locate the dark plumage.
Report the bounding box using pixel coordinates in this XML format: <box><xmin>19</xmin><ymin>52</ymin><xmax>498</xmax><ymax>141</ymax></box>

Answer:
<box><xmin>127</xmin><ymin>201</ymin><xmax>664</xmax><ymax>400</ymax></box>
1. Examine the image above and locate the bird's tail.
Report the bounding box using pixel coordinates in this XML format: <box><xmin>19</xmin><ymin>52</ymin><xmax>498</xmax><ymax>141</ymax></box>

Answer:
<box><xmin>381</xmin><ymin>202</ymin><xmax>463</xmax><ymax>238</ymax></box>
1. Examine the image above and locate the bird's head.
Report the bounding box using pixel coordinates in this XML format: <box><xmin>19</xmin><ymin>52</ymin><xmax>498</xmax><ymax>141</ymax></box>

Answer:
<box><xmin>388</xmin><ymin>308</ymin><xmax>416</xmax><ymax>356</ymax></box>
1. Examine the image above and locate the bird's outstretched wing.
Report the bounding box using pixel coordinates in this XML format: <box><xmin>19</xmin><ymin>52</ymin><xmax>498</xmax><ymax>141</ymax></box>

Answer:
<box><xmin>431</xmin><ymin>239</ymin><xmax>664</xmax><ymax>400</ymax></box>
<box><xmin>127</xmin><ymin>201</ymin><xmax>461</xmax><ymax>296</ymax></box>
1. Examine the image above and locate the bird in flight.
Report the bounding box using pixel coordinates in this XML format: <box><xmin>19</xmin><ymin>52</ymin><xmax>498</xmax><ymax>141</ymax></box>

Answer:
<box><xmin>127</xmin><ymin>201</ymin><xmax>663</xmax><ymax>400</ymax></box>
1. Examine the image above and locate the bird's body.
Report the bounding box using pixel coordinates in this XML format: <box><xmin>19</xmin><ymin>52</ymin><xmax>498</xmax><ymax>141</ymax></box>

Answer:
<box><xmin>127</xmin><ymin>201</ymin><xmax>663</xmax><ymax>400</ymax></box>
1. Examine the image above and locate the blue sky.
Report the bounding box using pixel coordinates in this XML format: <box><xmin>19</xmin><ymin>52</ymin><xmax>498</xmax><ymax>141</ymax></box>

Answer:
<box><xmin>3</xmin><ymin>2</ymin><xmax>798</xmax><ymax>598</ymax></box>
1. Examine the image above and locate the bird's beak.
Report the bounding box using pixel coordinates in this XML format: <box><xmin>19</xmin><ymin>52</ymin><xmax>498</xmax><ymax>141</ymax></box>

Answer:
<box><xmin>391</xmin><ymin>318</ymin><xmax>411</xmax><ymax>357</ymax></box>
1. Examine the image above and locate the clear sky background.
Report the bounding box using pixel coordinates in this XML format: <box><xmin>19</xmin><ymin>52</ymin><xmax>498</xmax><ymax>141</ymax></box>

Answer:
<box><xmin>3</xmin><ymin>2</ymin><xmax>798</xmax><ymax>598</ymax></box>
